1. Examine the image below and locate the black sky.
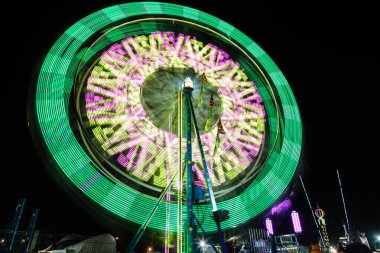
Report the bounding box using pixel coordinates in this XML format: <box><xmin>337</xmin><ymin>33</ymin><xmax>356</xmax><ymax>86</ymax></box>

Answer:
<box><xmin>1</xmin><ymin>0</ymin><xmax>379</xmax><ymax>250</ymax></box>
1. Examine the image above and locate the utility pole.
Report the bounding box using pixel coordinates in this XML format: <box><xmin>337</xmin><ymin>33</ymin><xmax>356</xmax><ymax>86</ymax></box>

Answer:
<box><xmin>337</xmin><ymin>169</ymin><xmax>350</xmax><ymax>238</ymax></box>
<box><xmin>299</xmin><ymin>176</ymin><xmax>325</xmax><ymax>249</ymax></box>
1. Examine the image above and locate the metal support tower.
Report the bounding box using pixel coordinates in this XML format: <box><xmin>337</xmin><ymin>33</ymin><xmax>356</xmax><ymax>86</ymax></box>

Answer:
<box><xmin>183</xmin><ymin>77</ymin><xmax>229</xmax><ymax>253</ymax></box>
<box><xmin>21</xmin><ymin>208</ymin><xmax>39</xmax><ymax>253</ymax></box>
<box><xmin>177</xmin><ymin>89</ymin><xmax>184</xmax><ymax>253</ymax></box>
<box><xmin>124</xmin><ymin>77</ymin><xmax>229</xmax><ymax>253</ymax></box>
<box><xmin>184</xmin><ymin>85</ymin><xmax>195</xmax><ymax>253</ymax></box>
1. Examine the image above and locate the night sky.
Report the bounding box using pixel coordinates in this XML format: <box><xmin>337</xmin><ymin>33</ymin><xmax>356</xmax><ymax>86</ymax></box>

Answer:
<box><xmin>1</xmin><ymin>0</ymin><xmax>378</xmax><ymax>251</ymax></box>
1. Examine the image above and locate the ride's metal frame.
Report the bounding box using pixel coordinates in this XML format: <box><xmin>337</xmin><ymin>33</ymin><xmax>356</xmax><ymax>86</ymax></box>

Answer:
<box><xmin>126</xmin><ymin>79</ymin><xmax>229</xmax><ymax>253</ymax></box>
<box><xmin>182</xmin><ymin>80</ymin><xmax>229</xmax><ymax>253</ymax></box>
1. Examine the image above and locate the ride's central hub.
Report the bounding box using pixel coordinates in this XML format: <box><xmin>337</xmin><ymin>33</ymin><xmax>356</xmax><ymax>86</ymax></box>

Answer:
<box><xmin>140</xmin><ymin>67</ymin><xmax>222</xmax><ymax>136</ymax></box>
<box><xmin>76</xmin><ymin>31</ymin><xmax>268</xmax><ymax>196</ymax></box>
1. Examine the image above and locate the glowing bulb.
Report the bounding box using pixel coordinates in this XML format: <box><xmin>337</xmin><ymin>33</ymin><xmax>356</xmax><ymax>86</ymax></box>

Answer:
<box><xmin>200</xmin><ymin>241</ymin><xmax>205</xmax><ymax>247</ymax></box>
<box><xmin>183</xmin><ymin>77</ymin><xmax>194</xmax><ymax>89</ymax></box>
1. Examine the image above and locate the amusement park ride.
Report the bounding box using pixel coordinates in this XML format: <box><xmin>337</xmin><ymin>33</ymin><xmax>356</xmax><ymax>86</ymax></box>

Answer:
<box><xmin>28</xmin><ymin>2</ymin><xmax>302</xmax><ymax>252</ymax></box>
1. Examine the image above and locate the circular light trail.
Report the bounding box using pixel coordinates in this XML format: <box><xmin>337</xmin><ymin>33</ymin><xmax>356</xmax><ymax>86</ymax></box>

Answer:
<box><xmin>81</xmin><ymin>32</ymin><xmax>265</xmax><ymax>192</ymax></box>
<box><xmin>32</xmin><ymin>2</ymin><xmax>302</xmax><ymax>233</ymax></box>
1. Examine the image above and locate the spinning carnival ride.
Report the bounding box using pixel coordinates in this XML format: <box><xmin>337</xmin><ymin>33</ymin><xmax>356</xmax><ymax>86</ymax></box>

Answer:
<box><xmin>29</xmin><ymin>2</ymin><xmax>302</xmax><ymax>252</ymax></box>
